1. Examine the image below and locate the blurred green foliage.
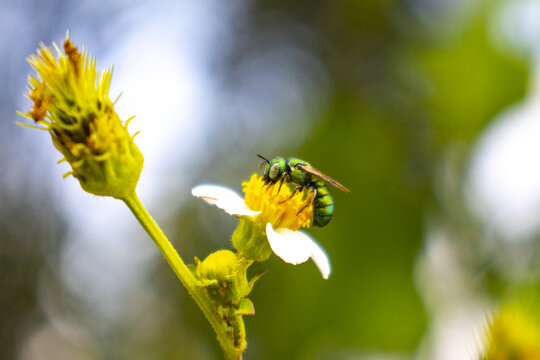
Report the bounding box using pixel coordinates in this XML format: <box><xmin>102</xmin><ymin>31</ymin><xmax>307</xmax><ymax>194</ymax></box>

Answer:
<box><xmin>1</xmin><ymin>0</ymin><xmax>535</xmax><ymax>359</ymax></box>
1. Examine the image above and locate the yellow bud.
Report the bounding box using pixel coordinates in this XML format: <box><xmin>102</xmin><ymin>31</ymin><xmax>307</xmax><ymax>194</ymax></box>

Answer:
<box><xmin>196</xmin><ymin>250</ymin><xmax>251</xmax><ymax>306</ymax></box>
<box><xmin>20</xmin><ymin>36</ymin><xmax>143</xmax><ymax>199</ymax></box>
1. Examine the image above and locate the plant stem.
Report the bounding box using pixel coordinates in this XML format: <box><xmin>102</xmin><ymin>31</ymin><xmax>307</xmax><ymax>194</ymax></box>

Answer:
<box><xmin>123</xmin><ymin>191</ymin><xmax>242</xmax><ymax>360</ymax></box>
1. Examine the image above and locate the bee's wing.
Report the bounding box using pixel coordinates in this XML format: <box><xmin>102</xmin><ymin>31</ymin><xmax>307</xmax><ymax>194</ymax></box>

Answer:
<box><xmin>297</xmin><ymin>164</ymin><xmax>350</xmax><ymax>192</ymax></box>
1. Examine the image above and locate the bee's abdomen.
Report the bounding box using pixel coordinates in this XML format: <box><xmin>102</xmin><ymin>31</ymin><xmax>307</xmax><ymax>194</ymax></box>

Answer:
<box><xmin>312</xmin><ymin>180</ymin><xmax>334</xmax><ymax>227</ymax></box>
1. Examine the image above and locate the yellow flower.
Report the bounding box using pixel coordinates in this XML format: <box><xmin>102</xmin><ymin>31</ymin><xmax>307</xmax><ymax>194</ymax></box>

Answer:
<box><xmin>243</xmin><ymin>173</ymin><xmax>314</xmax><ymax>231</ymax></box>
<box><xmin>481</xmin><ymin>305</ymin><xmax>540</xmax><ymax>360</ymax></box>
<box><xmin>19</xmin><ymin>36</ymin><xmax>143</xmax><ymax>199</ymax></box>
<box><xmin>192</xmin><ymin>174</ymin><xmax>331</xmax><ymax>279</ymax></box>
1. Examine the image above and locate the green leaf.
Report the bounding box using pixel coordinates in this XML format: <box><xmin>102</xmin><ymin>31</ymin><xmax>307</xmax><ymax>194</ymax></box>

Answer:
<box><xmin>248</xmin><ymin>270</ymin><xmax>266</xmax><ymax>293</ymax></box>
<box><xmin>236</xmin><ymin>298</ymin><xmax>255</xmax><ymax>316</ymax></box>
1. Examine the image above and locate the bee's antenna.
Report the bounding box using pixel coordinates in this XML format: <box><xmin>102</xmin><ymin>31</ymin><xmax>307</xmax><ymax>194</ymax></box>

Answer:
<box><xmin>256</xmin><ymin>154</ymin><xmax>269</xmax><ymax>168</ymax></box>
<box><xmin>257</xmin><ymin>154</ymin><xmax>270</xmax><ymax>163</ymax></box>
<box><xmin>256</xmin><ymin>154</ymin><xmax>269</xmax><ymax>163</ymax></box>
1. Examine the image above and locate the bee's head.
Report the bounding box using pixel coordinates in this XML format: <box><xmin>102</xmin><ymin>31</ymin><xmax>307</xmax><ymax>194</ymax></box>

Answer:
<box><xmin>257</xmin><ymin>155</ymin><xmax>287</xmax><ymax>182</ymax></box>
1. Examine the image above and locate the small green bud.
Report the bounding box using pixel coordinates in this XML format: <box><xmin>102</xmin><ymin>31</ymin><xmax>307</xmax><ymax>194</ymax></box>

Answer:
<box><xmin>195</xmin><ymin>250</ymin><xmax>254</xmax><ymax>306</ymax></box>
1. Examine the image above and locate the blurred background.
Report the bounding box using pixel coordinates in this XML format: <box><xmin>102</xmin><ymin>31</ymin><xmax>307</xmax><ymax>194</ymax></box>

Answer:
<box><xmin>1</xmin><ymin>0</ymin><xmax>540</xmax><ymax>359</ymax></box>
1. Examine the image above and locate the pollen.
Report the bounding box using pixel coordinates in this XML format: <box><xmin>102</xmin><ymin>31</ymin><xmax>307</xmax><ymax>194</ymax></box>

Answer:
<box><xmin>63</xmin><ymin>38</ymin><xmax>82</xmax><ymax>78</ymax></box>
<box><xmin>28</xmin><ymin>81</ymin><xmax>51</xmax><ymax>122</ymax></box>
<box><xmin>243</xmin><ymin>173</ymin><xmax>313</xmax><ymax>231</ymax></box>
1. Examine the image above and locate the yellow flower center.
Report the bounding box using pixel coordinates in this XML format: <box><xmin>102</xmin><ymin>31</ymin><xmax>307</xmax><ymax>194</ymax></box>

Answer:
<box><xmin>242</xmin><ymin>173</ymin><xmax>313</xmax><ymax>231</ymax></box>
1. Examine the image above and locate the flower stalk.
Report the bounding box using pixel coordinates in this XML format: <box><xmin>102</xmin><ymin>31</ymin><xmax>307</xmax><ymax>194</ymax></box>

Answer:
<box><xmin>123</xmin><ymin>192</ymin><xmax>245</xmax><ymax>360</ymax></box>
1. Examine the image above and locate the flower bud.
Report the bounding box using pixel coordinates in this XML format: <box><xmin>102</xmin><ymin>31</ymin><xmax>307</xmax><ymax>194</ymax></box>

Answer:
<box><xmin>195</xmin><ymin>250</ymin><xmax>252</xmax><ymax>306</ymax></box>
<box><xmin>20</xmin><ymin>37</ymin><xmax>143</xmax><ymax>199</ymax></box>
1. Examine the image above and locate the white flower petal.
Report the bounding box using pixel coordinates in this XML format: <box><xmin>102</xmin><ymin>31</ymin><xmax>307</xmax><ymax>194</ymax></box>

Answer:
<box><xmin>306</xmin><ymin>235</ymin><xmax>331</xmax><ymax>279</ymax></box>
<box><xmin>265</xmin><ymin>223</ymin><xmax>311</xmax><ymax>265</ymax></box>
<box><xmin>265</xmin><ymin>223</ymin><xmax>332</xmax><ymax>279</ymax></box>
<box><xmin>192</xmin><ymin>184</ymin><xmax>260</xmax><ymax>217</ymax></box>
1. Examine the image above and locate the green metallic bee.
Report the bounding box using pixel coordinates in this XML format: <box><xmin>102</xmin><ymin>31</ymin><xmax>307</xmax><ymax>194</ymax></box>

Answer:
<box><xmin>257</xmin><ymin>155</ymin><xmax>350</xmax><ymax>227</ymax></box>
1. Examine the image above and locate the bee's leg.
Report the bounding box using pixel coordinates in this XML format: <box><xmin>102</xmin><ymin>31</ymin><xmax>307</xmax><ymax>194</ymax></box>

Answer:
<box><xmin>296</xmin><ymin>187</ymin><xmax>317</xmax><ymax>216</ymax></box>
<box><xmin>277</xmin><ymin>177</ymin><xmax>285</xmax><ymax>194</ymax></box>
<box><xmin>276</xmin><ymin>173</ymin><xmax>291</xmax><ymax>195</ymax></box>
<box><xmin>279</xmin><ymin>185</ymin><xmax>301</xmax><ymax>204</ymax></box>
<box><xmin>263</xmin><ymin>175</ymin><xmax>275</xmax><ymax>189</ymax></box>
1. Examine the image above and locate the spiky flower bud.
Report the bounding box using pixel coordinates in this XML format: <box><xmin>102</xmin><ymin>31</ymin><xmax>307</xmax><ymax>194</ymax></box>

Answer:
<box><xmin>20</xmin><ymin>36</ymin><xmax>143</xmax><ymax>199</ymax></box>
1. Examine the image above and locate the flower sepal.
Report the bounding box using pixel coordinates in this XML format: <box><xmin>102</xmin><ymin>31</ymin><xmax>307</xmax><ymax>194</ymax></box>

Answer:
<box><xmin>53</xmin><ymin>124</ymin><xmax>144</xmax><ymax>199</ymax></box>
<box><xmin>232</xmin><ymin>218</ymin><xmax>273</xmax><ymax>262</ymax></box>
<box><xmin>235</xmin><ymin>298</ymin><xmax>255</xmax><ymax>316</ymax></box>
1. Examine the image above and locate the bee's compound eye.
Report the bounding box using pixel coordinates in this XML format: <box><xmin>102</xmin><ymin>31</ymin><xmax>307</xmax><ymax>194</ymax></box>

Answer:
<box><xmin>269</xmin><ymin>162</ymin><xmax>281</xmax><ymax>179</ymax></box>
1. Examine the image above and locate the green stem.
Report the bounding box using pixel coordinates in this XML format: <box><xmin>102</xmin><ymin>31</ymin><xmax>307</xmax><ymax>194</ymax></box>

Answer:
<box><xmin>123</xmin><ymin>191</ymin><xmax>242</xmax><ymax>360</ymax></box>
